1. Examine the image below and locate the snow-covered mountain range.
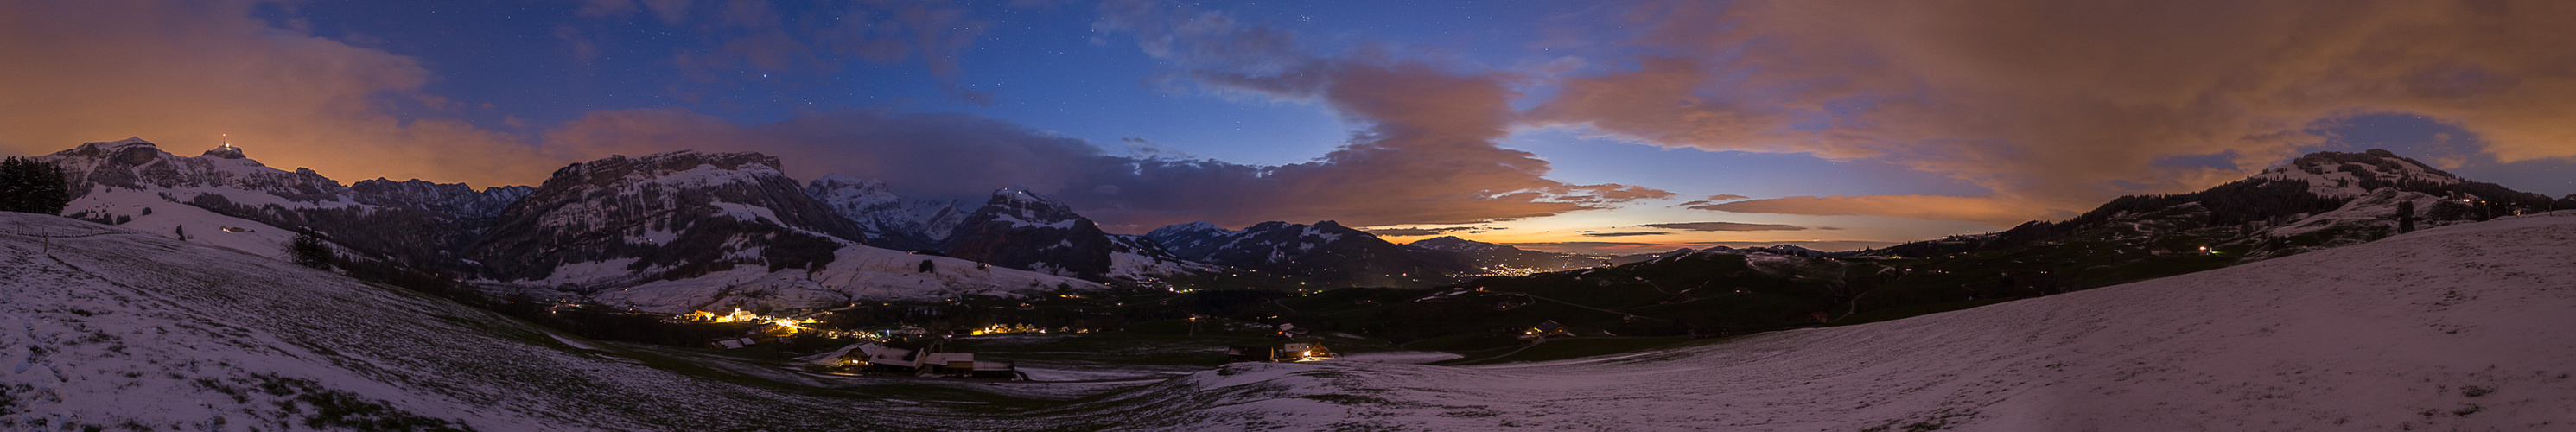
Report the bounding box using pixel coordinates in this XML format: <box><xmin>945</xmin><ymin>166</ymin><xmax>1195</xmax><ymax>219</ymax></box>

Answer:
<box><xmin>25</xmin><ymin>139</ymin><xmax>1110</xmax><ymax>313</ymax></box>
<box><xmin>28</xmin><ymin>138</ymin><xmax>2565</xmax><ymax>314</ymax></box>
<box><xmin>466</xmin><ymin>150</ymin><xmax>868</xmax><ymax>286</ymax></box>
<box><xmin>36</xmin><ymin>137</ymin><xmax>526</xmax><ymax>263</ymax></box>
<box><xmin>805</xmin><ymin>178</ymin><xmax>1207</xmax><ymax>281</ymax></box>
<box><xmin>17</xmin><ymin>137</ymin><xmax>1591</xmax><ymax>300</ymax></box>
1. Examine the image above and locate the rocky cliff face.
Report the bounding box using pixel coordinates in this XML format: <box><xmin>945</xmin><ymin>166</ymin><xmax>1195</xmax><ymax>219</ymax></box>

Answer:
<box><xmin>801</xmin><ymin>174</ymin><xmax>966</xmax><ymax>251</ymax></box>
<box><xmin>1142</xmin><ymin>221</ymin><xmax>1236</xmax><ymax>259</ymax></box>
<box><xmin>805</xmin><ymin>181</ymin><xmax>1206</xmax><ymax>282</ymax></box>
<box><xmin>351</xmin><ymin>178</ymin><xmax>533</xmax><ymax>224</ymax></box>
<box><xmin>41</xmin><ymin>137</ymin><xmax>347</xmax><ymax>201</ymax></box>
<box><xmin>29</xmin><ymin>137</ymin><xmax>1123</xmax><ymax>308</ymax></box>
<box><xmin>36</xmin><ymin>137</ymin><xmax>527</xmax><ymax>264</ymax></box>
<box><xmin>938</xmin><ymin>187</ymin><xmax>1118</xmax><ymax>279</ymax></box>
<box><xmin>465</xmin><ymin>150</ymin><xmax>862</xmax><ymax>289</ymax></box>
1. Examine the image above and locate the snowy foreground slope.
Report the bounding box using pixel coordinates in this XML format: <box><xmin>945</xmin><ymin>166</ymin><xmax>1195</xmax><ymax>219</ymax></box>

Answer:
<box><xmin>1088</xmin><ymin>213</ymin><xmax>2576</xmax><ymax>431</ymax></box>
<box><xmin>0</xmin><ymin>213</ymin><xmax>1049</xmax><ymax>431</ymax></box>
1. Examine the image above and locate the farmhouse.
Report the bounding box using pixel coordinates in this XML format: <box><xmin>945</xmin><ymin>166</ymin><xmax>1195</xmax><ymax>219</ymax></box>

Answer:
<box><xmin>1522</xmin><ymin>320</ymin><xmax>1568</xmax><ymax>340</ymax></box>
<box><xmin>830</xmin><ymin>341</ymin><xmax>1025</xmax><ymax>379</ymax></box>
<box><xmin>1227</xmin><ymin>342</ymin><xmax>1336</xmax><ymax>362</ymax></box>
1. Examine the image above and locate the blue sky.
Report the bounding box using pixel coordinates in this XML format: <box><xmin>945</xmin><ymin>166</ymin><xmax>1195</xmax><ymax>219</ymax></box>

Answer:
<box><xmin>5</xmin><ymin>0</ymin><xmax>2571</xmax><ymax>253</ymax></box>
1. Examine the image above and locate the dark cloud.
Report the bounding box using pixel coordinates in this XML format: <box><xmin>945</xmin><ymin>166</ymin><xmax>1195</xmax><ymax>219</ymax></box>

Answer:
<box><xmin>1365</xmin><ymin>226</ymin><xmax>1479</xmax><ymax>237</ymax></box>
<box><xmin>595</xmin><ymin>0</ymin><xmax>997</xmax><ymax>105</ymax></box>
<box><xmin>1690</xmin><ymin>194</ymin><xmax>2048</xmax><ymax>226</ymax></box>
<box><xmin>541</xmin><ymin>108</ymin><xmax>1104</xmax><ymax>200</ymax></box>
<box><xmin>1536</xmin><ymin>0</ymin><xmax>2576</xmax><ymax>224</ymax></box>
<box><xmin>1581</xmin><ymin>232</ymin><xmax>1669</xmax><ymax>238</ymax></box>
<box><xmin>1507</xmin><ymin>240</ymin><xmax>1901</xmax><ymax>255</ymax></box>
<box><xmin>1496</xmin><ymin>242</ymin><xmax>1659</xmax><ymax>254</ymax></box>
<box><xmin>1068</xmin><ymin>0</ymin><xmax>1672</xmax><ymax>230</ymax></box>
<box><xmin>1638</xmin><ymin>221</ymin><xmax>1810</xmax><ymax>232</ymax></box>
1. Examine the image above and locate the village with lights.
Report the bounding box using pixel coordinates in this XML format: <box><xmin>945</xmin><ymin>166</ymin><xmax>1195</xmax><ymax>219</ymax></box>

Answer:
<box><xmin>534</xmin><ymin>286</ymin><xmax>1387</xmax><ymax>382</ymax></box>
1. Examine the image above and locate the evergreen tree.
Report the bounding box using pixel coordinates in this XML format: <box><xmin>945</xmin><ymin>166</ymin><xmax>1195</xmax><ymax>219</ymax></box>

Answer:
<box><xmin>2395</xmin><ymin>200</ymin><xmax>2417</xmax><ymax>234</ymax></box>
<box><xmin>0</xmin><ymin>156</ymin><xmax>72</xmax><ymax>214</ymax></box>
<box><xmin>290</xmin><ymin>233</ymin><xmax>334</xmax><ymax>270</ymax></box>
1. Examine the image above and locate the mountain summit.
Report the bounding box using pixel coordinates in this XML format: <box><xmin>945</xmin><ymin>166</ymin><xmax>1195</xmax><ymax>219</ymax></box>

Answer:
<box><xmin>801</xmin><ymin>174</ymin><xmax>963</xmax><ymax>250</ymax></box>
<box><xmin>467</xmin><ymin>150</ymin><xmax>862</xmax><ymax>287</ymax></box>
<box><xmin>35</xmin><ymin>137</ymin><xmax>525</xmax><ymax>263</ymax></box>
<box><xmin>2247</xmin><ymin>149</ymin><xmax>2465</xmax><ymax>198</ymax></box>
<box><xmin>939</xmin><ymin>187</ymin><xmax>1118</xmax><ymax>278</ymax></box>
<box><xmin>1876</xmin><ymin>149</ymin><xmax>2562</xmax><ymax>261</ymax></box>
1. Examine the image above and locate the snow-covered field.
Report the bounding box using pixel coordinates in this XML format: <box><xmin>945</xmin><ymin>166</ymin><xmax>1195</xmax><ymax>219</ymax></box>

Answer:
<box><xmin>0</xmin><ymin>213</ymin><xmax>1048</xmax><ymax>430</ymax></box>
<box><xmin>54</xmin><ymin>186</ymin><xmax>315</xmax><ymax>259</ymax></box>
<box><xmin>7</xmin><ymin>210</ymin><xmax>2573</xmax><ymax>430</ymax></box>
<box><xmin>1073</xmin><ymin>212</ymin><xmax>2576</xmax><ymax>430</ymax></box>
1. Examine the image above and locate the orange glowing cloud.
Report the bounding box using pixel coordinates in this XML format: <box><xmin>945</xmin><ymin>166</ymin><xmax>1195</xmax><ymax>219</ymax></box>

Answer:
<box><xmin>0</xmin><ymin>1</ymin><xmax>575</xmax><ymax>189</ymax></box>
<box><xmin>1538</xmin><ymin>0</ymin><xmax>2576</xmax><ymax>224</ymax></box>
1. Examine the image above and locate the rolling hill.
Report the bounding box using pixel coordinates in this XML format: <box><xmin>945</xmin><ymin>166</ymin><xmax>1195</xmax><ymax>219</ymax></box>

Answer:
<box><xmin>1072</xmin><ymin>211</ymin><xmax>2576</xmax><ymax>430</ymax></box>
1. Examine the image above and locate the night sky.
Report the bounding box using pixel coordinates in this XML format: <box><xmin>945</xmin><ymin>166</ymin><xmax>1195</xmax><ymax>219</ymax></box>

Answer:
<box><xmin>4</xmin><ymin>0</ymin><xmax>2573</xmax><ymax>253</ymax></box>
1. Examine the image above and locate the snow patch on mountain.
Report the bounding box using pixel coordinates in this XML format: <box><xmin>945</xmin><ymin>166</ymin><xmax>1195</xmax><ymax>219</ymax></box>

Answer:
<box><xmin>2250</xmin><ymin>149</ymin><xmax>2463</xmax><ymax>198</ymax></box>
<box><xmin>802</xmin><ymin>174</ymin><xmax>963</xmax><ymax>247</ymax></box>
<box><xmin>54</xmin><ymin>186</ymin><xmax>302</xmax><ymax>258</ymax></box>
<box><xmin>39</xmin><ymin>138</ymin><xmax>357</xmax><ymax>204</ymax></box>
<box><xmin>708</xmin><ymin>200</ymin><xmax>779</xmax><ymax>224</ymax></box>
<box><xmin>2264</xmin><ymin>188</ymin><xmax>2453</xmax><ymax>238</ymax></box>
<box><xmin>589</xmin><ymin>244</ymin><xmax>1106</xmax><ymax>313</ymax></box>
